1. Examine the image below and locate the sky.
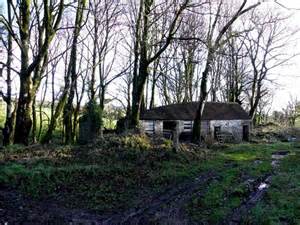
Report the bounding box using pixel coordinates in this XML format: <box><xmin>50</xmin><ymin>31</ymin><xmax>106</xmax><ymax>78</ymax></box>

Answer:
<box><xmin>0</xmin><ymin>0</ymin><xmax>299</xmax><ymax>112</ymax></box>
<box><xmin>267</xmin><ymin>0</ymin><xmax>300</xmax><ymax>110</ymax></box>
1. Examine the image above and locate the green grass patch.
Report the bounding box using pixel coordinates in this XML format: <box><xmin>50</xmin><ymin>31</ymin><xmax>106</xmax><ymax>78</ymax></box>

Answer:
<box><xmin>0</xmin><ymin>139</ymin><xmax>298</xmax><ymax>221</ymax></box>
<box><xmin>244</xmin><ymin>147</ymin><xmax>300</xmax><ymax>225</ymax></box>
<box><xmin>186</xmin><ymin>142</ymin><xmax>293</xmax><ymax>224</ymax></box>
<box><xmin>0</xmin><ymin>135</ymin><xmax>207</xmax><ymax>213</ymax></box>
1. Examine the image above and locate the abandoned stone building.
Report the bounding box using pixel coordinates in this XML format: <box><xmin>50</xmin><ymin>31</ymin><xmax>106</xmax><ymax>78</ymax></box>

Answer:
<box><xmin>140</xmin><ymin>102</ymin><xmax>251</xmax><ymax>142</ymax></box>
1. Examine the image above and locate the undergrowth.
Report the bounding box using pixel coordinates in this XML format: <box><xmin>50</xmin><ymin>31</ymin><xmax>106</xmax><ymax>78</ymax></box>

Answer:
<box><xmin>0</xmin><ymin>136</ymin><xmax>297</xmax><ymax>223</ymax></box>
<box><xmin>0</xmin><ymin>134</ymin><xmax>206</xmax><ymax>213</ymax></box>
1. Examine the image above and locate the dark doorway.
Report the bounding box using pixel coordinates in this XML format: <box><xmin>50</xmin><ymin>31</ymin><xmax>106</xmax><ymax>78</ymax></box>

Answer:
<box><xmin>163</xmin><ymin>121</ymin><xmax>177</xmax><ymax>139</ymax></box>
<box><xmin>163</xmin><ymin>121</ymin><xmax>176</xmax><ymax>130</ymax></box>
<box><xmin>214</xmin><ymin>126</ymin><xmax>221</xmax><ymax>139</ymax></box>
<box><xmin>243</xmin><ymin>125</ymin><xmax>249</xmax><ymax>141</ymax></box>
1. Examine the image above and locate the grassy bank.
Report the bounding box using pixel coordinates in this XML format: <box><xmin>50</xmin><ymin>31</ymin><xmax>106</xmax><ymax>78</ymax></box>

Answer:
<box><xmin>0</xmin><ymin>135</ymin><xmax>208</xmax><ymax>213</ymax></box>
<box><xmin>0</xmin><ymin>136</ymin><xmax>299</xmax><ymax>223</ymax></box>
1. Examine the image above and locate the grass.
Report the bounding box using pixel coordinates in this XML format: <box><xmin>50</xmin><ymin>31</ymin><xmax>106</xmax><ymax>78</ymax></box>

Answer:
<box><xmin>186</xmin><ymin>142</ymin><xmax>295</xmax><ymax>224</ymax></box>
<box><xmin>296</xmin><ymin>118</ymin><xmax>300</xmax><ymax>128</ymax></box>
<box><xmin>0</xmin><ymin>135</ymin><xmax>207</xmax><ymax>213</ymax></box>
<box><xmin>0</xmin><ymin>136</ymin><xmax>299</xmax><ymax>223</ymax></box>
<box><xmin>244</xmin><ymin>144</ymin><xmax>300</xmax><ymax>225</ymax></box>
<box><xmin>0</xmin><ymin>102</ymin><xmax>117</xmax><ymax>144</ymax></box>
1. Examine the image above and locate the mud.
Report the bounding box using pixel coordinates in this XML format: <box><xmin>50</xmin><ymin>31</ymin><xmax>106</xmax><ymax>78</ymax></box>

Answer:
<box><xmin>0</xmin><ymin>172</ymin><xmax>215</xmax><ymax>225</ymax></box>
<box><xmin>225</xmin><ymin>150</ymin><xmax>291</xmax><ymax>225</ymax></box>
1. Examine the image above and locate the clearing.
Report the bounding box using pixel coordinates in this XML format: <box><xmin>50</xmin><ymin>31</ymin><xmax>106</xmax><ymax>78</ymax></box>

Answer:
<box><xmin>0</xmin><ymin>135</ymin><xmax>299</xmax><ymax>224</ymax></box>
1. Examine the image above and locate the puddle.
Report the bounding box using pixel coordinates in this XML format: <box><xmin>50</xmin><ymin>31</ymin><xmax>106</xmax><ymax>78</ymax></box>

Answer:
<box><xmin>271</xmin><ymin>160</ymin><xmax>279</xmax><ymax>167</ymax></box>
<box><xmin>271</xmin><ymin>151</ymin><xmax>290</xmax><ymax>159</ymax></box>
<box><xmin>254</xmin><ymin>160</ymin><xmax>262</xmax><ymax>164</ymax></box>
<box><xmin>227</xmin><ymin>150</ymin><xmax>292</xmax><ymax>224</ymax></box>
<box><xmin>258</xmin><ymin>182</ymin><xmax>269</xmax><ymax>190</ymax></box>
<box><xmin>271</xmin><ymin>150</ymin><xmax>290</xmax><ymax>167</ymax></box>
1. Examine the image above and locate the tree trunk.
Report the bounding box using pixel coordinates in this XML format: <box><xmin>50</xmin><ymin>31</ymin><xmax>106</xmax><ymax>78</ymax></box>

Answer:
<box><xmin>32</xmin><ymin>96</ymin><xmax>37</xmax><ymax>143</ymax></box>
<box><xmin>38</xmin><ymin>73</ymin><xmax>49</xmax><ymax>141</ymax></box>
<box><xmin>192</xmin><ymin>51</ymin><xmax>213</xmax><ymax>143</ymax></box>
<box><xmin>3</xmin><ymin>1</ymin><xmax>14</xmax><ymax>145</ymax></box>
<box><xmin>14</xmin><ymin>0</ymin><xmax>64</xmax><ymax>145</ymax></box>
<box><xmin>63</xmin><ymin>0</ymin><xmax>86</xmax><ymax>144</ymax></box>
<box><xmin>149</xmin><ymin>78</ymin><xmax>156</xmax><ymax>109</ymax></box>
<box><xmin>42</xmin><ymin>86</ymin><xmax>69</xmax><ymax>144</ymax></box>
<box><xmin>42</xmin><ymin>51</ymin><xmax>70</xmax><ymax>144</ymax></box>
<box><xmin>130</xmin><ymin>62</ymin><xmax>149</xmax><ymax>128</ymax></box>
<box><xmin>99</xmin><ymin>85</ymin><xmax>105</xmax><ymax>138</ymax></box>
<box><xmin>90</xmin><ymin>12</ymin><xmax>98</xmax><ymax>101</ymax></box>
<box><xmin>14</xmin><ymin>74</ymin><xmax>33</xmax><ymax>145</ymax></box>
<box><xmin>14</xmin><ymin>0</ymin><xmax>31</xmax><ymax>145</ymax></box>
<box><xmin>126</xmin><ymin>80</ymin><xmax>131</xmax><ymax>117</ymax></box>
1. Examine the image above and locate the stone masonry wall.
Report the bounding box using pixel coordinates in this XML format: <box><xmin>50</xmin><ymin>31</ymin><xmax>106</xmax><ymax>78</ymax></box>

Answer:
<box><xmin>140</xmin><ymin>119</ymin><xmax>251</xmax><ymax>142</ymax></box>
<box><xmin>209</xmin><ymin>120</ymin><xmax>251</xmax><ymax>142</ymax></box>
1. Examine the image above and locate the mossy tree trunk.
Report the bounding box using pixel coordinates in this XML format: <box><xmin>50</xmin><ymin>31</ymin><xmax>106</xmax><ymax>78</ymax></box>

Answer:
<box><xmin>10</xmin><ymin>0</ymin><xmax>64</xmax><ymax>145</ymax></box>
<box><xmin>2</xmin><ymin>0</ymin><xmax>14</xmax><ymax>145</ymax></box>
<box><xmin>42</xmin><ymin>54</ymin><xmax>69</xmax><ymax>144</ymax></box>
<box><xmin>63</xmin><ymin>0</ymin><xmax>87</xmax><ymax>144</ymax></box>
<box><xmin>99</xmin><ymin>84</ymin><xmax>105</xmax><ymax>138</ymax></box>
<box><xmin>192</xmin><ymin>50</ymin><xmax>213</xmax><ymax>142</ymax></box>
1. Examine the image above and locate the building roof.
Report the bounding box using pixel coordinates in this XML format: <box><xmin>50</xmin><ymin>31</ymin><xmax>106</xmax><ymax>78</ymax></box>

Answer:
<box><xmin>140</xmin><ymin>102</ymin><xmax>251</xmax><ymax>121</ymax></box>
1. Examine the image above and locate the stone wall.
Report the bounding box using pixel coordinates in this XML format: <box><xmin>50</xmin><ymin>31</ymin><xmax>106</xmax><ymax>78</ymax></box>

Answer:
<box><xmin>177</xmin><ymin>120</ymin><xmax>210</xmax><ymax>135</ymax></box>
<box><xmin>78</xmin><ymin>117</ymin><xmax>99</xmax><ymax>144</ymax></box>
<box><xmin>141</xmin><ymin>120</ymin><xmax>210</xmax><ymax>136</ymax></box>
<box><xmin>154</xmin><ymin>121</ymin><xmax>163</xmax><ymax>135</ymax></box>
<box><xmin>209</xmin><ymin>119</ymin><xmax>251</xmax><ymax>142</ymax></box>
<box><xmin>140</xmin><ymin>120</ymin><xmax>170</xmax><ymax>135</ymax></box>
<box><xmin>140</xmin><ymin>119</ymin><xmax>251</xmax><ymax>142</ymax></box>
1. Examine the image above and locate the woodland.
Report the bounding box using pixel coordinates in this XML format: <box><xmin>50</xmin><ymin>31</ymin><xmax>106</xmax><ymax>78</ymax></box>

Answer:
<box><xmin>0</xmin><ymin>0</ymin><xmax>300</xmax><ymax>224</ymax></box>
<box><xmin>0</xmin><ymin>0</ymin><xmax>299</xmax><ymax>145</ymax></box>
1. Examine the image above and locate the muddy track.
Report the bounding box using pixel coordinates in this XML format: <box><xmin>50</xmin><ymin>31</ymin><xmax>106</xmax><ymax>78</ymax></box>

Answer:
<box><xmin>0</xmin><ymin>187</ymin><xmax>106</xmax><ymax>224</ymax></box>
<box><xmin>224</xmin><ymin>174</ymin><xmax>272</xmax><ymax>225</ymax></box>
<box><xmin>1</xmin><ymin>151</ymin><xmax>289</xmax><ymax>225</ymax></box>
<box><xmin>101</xmin><ymin>171</ymin><xmax>215</xmax><ymax>225</ymax></box>
<box><xmin>224</xmin><ymin>151</ymin><xmax>291</xmax><ymax>225</ymax></box>
<box><xmin>0</xmin><ymin>172</ymin><xmax>215</xmax><ymax>225</ymax></box>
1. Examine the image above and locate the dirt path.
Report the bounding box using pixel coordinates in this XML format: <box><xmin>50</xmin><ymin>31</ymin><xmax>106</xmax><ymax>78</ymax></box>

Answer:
<box><xmin>224</xmin><ymin>150</ymin><xmax>291</xmax><ymax>225</ymax></box>
<box><xmin>0</xmin><ymin>172</ymin><xmax>215</xmax><ymax>225</ymax></box>
<box><xmin>1</xmin><ymin>151</ymin><xmax>289</xmax><ymax>225</ymax></box>
<box><xmin>0</xmin><ymin>187</ymin><xmax>106</xmax><ymax>224</ymax></box>
<box><xmin>101</xmin><ymin>172</ymin><xmax>215</xmax><ymax>225</ymax></box>
<box><xmin>224</xmin><ymin>175</ymin><xmax>272</xmax><ymax>225</ymax></box>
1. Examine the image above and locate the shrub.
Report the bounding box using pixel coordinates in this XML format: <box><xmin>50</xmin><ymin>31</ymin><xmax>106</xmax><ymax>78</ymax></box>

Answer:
<box><xmin>161</xmin><ymin>138</ymin><xmax>173</xmax><ymax>149</ymax></box>
<box><xmin>122</xmin><ymin>134</ymin><xmax>151</xmax><ymax>150</ymax></box>
<box><xmin>79</xmin><ymin>100</ymin><xmax>102</xmax><ymax>132</ymax></box>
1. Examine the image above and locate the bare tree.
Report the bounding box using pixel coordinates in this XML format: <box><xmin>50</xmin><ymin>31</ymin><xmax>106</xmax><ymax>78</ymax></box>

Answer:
<box><xmin>42</xmin><ymin>15</ymin><xmax>77</xmax><ymax>144</ymax></box>
<box><xmin>0</xmin><ymin>0</ymin><xmax>64</xmax><ymax>145</ymax></box>
<box><xmin>0</xmin><ymin>0</ymin><xmax>14</xmax><ymax>145</ymax></box>
<box><xmin>63</xmin><ymin>0</ymin><xmax>87</xmax><ymax>144</ymax></box>
<box><xmin>192</xmin><ymin>0</ymin><xmax>260</xmax><ymax>142</ymax></box>
<box><xmin>243</xmin><ymin>10</ymin><xmax>296</xmax><ymax>122</ymax></box>
<box><xmin>283</xmin><ymin>96</ymin><xmax>300</xmax><ymax>127</ymax></box>
<box><xmin>129</xmin><ymin>0</ymin><xmax>190</xmax><ymax>129</ymax></box>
